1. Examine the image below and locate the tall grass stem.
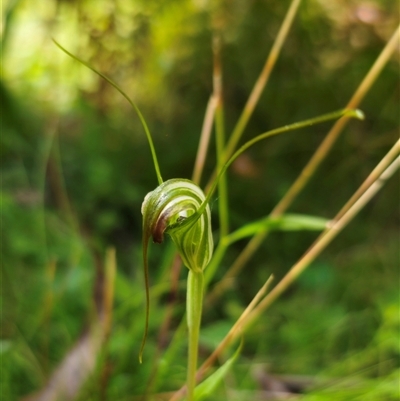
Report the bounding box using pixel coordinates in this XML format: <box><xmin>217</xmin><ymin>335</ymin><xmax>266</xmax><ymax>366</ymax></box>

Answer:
<box><xmin>212</xmin><ymin>26</ymin><xmax>400</xmax><ymax>295</ymax></box>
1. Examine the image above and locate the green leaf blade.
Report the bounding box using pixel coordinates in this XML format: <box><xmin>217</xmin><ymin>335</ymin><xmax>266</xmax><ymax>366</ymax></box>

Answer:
<box><xmin>225</xmin><ymin>213</ymin><xmax>329</xmax><ymax>244</ymax></box>
<box><xmin>192</xmin><ymin>340</ymin><xmax>243</xmax><ymax>401</ymax></box>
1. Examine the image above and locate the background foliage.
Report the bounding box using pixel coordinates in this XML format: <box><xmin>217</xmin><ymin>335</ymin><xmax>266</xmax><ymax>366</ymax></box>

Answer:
<box><xmin>2</xmin><ymin>0</ymin><xmax>399</xmax><ymax>400</ymax></box>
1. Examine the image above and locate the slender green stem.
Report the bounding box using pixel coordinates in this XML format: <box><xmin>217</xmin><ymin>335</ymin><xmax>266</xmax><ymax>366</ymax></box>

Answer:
<box><xmin>186</xmin><ymin>270</ymin><xmax>204</xmax><ymax>401</ymax></box>
<box><xmin>215</xmin><ymin>103</ymin><xmax>229</xmax><ymax>237</ymax></box>
<box><xmin>213</xmin><ymin>35</ymin><xmax>229</xmax><ymax>238</ymax></box>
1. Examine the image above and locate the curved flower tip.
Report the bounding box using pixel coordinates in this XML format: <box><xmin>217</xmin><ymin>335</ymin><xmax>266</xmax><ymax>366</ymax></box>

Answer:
<box><xmin>345</xmin><ymin>108</ymin><xmax>365</xmax><ymax>120</ymax></box>
<box><xmin>354</xmin><ymin>109</ymin><xmax>365</xmax><ymax>120</ymax></box>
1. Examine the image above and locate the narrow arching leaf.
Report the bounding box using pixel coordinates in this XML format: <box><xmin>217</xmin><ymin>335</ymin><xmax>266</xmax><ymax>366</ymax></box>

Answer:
<box><xmin>225</xmin><ymin>213</ymin><xmax>329</xmax><ymax>245</ymax></box>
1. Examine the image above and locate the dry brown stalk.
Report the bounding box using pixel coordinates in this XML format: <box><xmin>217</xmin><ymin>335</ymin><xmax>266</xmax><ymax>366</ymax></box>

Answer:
<box><xmin>209</xmin><ymin>25</ymin><xmax>400</xmax><ymax>298</ymax></box>
<box><xmin>205</xmin><ymin>0</ymin><xmax>303</xmax><ymax>194</ymax></box>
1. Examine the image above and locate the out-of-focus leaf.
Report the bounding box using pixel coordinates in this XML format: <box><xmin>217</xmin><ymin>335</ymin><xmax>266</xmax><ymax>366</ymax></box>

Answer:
<box><xmin>0</xmin><ymin>340</ymin><xmax>12</xmax><ymax>354</ymax></box>
<box><xmin>225</xmin><ymin>213</ymin><xmax>329</xmax><ymax>244</ymax></box>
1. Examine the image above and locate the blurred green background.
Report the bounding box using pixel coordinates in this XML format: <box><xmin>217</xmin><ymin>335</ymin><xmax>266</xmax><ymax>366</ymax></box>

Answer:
<box><xmin>2</xmin><ymin>0</ymin><xmax>399</xmax><ymax>400</ymax></box>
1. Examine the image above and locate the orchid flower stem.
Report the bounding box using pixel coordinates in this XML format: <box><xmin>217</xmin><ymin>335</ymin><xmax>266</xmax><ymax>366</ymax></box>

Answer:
<box><xmin>186</xmin><ymin>270</ymin><xmax>204</xmax><ymax>401</ymax></box>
